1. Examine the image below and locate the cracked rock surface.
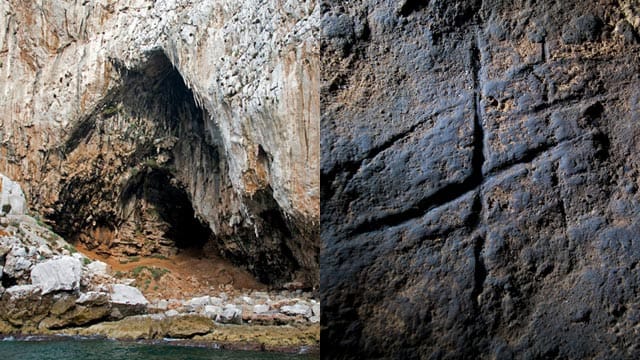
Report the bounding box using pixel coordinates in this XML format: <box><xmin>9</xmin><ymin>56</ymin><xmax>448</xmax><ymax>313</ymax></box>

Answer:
<box><xmin>321</xmin><ymin>0</ymin><xmax>640</xmax><ymax>358</ymax></box>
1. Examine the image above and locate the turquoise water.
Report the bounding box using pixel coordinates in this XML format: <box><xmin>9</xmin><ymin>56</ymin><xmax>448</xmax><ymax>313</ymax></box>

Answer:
<box><xmin>0</xmin><ymin>338</ymin><xmax>318</xmax><ymax>360</ymax></box>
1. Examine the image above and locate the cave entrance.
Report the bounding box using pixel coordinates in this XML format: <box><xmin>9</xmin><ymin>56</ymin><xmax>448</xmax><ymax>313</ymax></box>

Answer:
<box><xmin>48</xmin><ymin>50</ymin><xmax>268</xmax><ymax>297</ymax></box>
<box><xmin>119</xmin><ymin>166</ymin><xmax>212</xmax><ymax>255</ymax></box>
<box><xmin>51</xmin><ymin>49</ymin><xmax>219</xmax><ymax>259</ymax></box>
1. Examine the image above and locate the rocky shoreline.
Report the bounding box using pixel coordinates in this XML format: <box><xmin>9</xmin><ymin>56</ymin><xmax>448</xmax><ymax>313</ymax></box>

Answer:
<box><xmin>0</xmin><ymin>174</ymin><xmax>319</xmax><ymax>352</ymax></box>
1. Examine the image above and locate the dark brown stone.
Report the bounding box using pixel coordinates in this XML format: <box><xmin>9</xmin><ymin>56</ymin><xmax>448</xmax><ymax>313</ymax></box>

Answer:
<box><xmin>321</xmin><ymin>0</ymin><xmax>640</xmax><ymax>358</ymax></box>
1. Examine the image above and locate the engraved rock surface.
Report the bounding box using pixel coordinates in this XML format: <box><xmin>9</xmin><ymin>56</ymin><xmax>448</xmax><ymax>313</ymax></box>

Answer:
<box><xmin>322</xmin><ymin>0</ymin><xmax>640</xmax><ymax>358</ymax></box>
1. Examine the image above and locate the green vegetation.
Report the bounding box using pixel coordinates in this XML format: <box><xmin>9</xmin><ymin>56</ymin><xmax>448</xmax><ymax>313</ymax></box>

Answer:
<box><xmin>102</xmin><ymin>105</ymin><xmax>119</xmax><ymax>117</ymax></box>
<box><xmin>63</xmin><ymin>244</ymin><xmax>78</xmax><ymax>254</ymax></box>
<box><xmin>150</xmin><ymin>254</ymin><xmax>168</xmax><ymax>260</ymax></box>
<box><xmin>34</xmin><ymin>216</ymin><xmax>46</xmax><ymax>228</ymax></box>
<box><xmin>143</xmin><ymin>158</ymin><xmax>158</xmax><ymax>168</ymax></box>
<box><xmin>131</xmin><ymin>265</ymin><xmax>170</xmax><ymax>281</ymax></box>
<box><xmin>150</xmin><ymin>267</ymin><xmax>170</xmax><ymax>280</ymax></box>
<box><xmin>43</xmin><ymin>232</ymin><xmax>60</xmax><ymax>244</ymax></box>
<box><xmin>82</xmin><ymin>257</ymin><xmax>92</xmax><ymax>265</ymax></box>
<box><xmin>131</xmin><ymin>265</ymin><xmax>146</xmax><ymax>277</ymax></box>
<box><xmin>119</xmin><ymin>256</ymin><xmax>140</xmax><ymax>264</ymax></box>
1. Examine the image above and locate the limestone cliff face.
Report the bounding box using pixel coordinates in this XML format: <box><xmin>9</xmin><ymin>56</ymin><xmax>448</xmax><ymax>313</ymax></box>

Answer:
<box><xmin>0</xmin><ymin>0</ymin><xmax>319</xmax><ymax>286</ymax></box>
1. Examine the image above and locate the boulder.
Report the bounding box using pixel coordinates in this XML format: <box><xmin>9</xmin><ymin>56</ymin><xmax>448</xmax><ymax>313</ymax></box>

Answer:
<box><xmin>110</xmin><ymin>284</ymin><xmax>148</xmax><ymax>306</ymax></box>
<box><xmin>49</xmin><ymin>292</ymin><xmax>78</xmax><ymax>315</ymax></box>
<box><xmin>40</xmin><ymin>303</ymin><xmax>111</xmax><ymax>330</ymax></box>
<box><xmin>202</xmin><ymin>305</ymin><xmax>222</xmax><ymax>318</ymax></box>
<box><xmin>253</xmin><ymin>304</ymin><xmax>270</xmax><ymax>314</ymax></box>
<box><xmin>18</xmin><ymin>222</ymin><xmax>51</xmax><ymax>248</ymax></box>
<box><xmin>3</xmin><ymin>246</ymin><xmax>33</xmax><ymax>283</ymax></box>
<box><xmin>30</xmin><ymin>256</ymin><xmax>82</xmax><ymax>294</ymax></box>
<box><xmin>40</xmin><ymin>292</ymin><xmax>111</xmax><ymax>330</ymax></box>
<box><xmin>76</xmin><ymin>291</ymin><xmax>110</xmax><ymax>306</ymax></box>
<box><xmin>210</xmin><ymin>296</ymin><xmax>224</xmax><ymax>306</ymax></box>
<box><xmin>109</xmin><ymin>284</ymin><xmax>148</xmax><ymax>319</ymax></box>
<box><xmin>216</xmin><ymin>304</ymin><xmax>242</xmax><ymax>324</ymax></box>
<box><xmin>37</xmin><ymin>292</ymin><xmax>111</xmax><ymax>330</ymax></box>
<box><xmin>0</xmin><ymin>174</ymin><xmax>26</xmax><ymax>216</ymax></box>
<box><xmin>164</xmin><ymin>314</ymin><xmax>214</xmax><ymax>338</ymax></box>
<box><xmin>78</xmin><ymin>315</ymin><xmax>160</xmax><ymax>340</ymax></box>
<box><xmin>165</xmin><ymin>309</ymin><xmax>180</xmax><ymax>317</ymax></box>
<box><xmin>184</xmin><ymin>295</ymin><xmax>210</xmax><ymax>312</ymax></box>
<box><xmin>85</xmin><ymin>261</ymin><xmax>109</xmax><ymax>276</ymax></box>
<box><xmin>280</xmin><ymin>303</ymin><xmax>312</xmax><ymax>318</ymax></box>
<box><xmin>149</xmin><ymin>299</ymin><xmax>169</xmax><ymax>312</ymax></box>
<box><xmin>0</xmin><ymin>285</ymin><xmax>52</xmax><ymax>327</ymax></box>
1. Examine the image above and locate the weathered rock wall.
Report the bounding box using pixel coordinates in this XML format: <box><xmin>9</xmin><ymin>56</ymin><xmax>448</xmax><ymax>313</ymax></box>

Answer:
<box><xmin>322</xmin><ymin>0</ymin><xmax>640</xmax><ymax>358</ymax></box>
<box><xmin>0</xmin><ymin>0</ymin><xmax>319</xmax><ymax>286</ymax></box>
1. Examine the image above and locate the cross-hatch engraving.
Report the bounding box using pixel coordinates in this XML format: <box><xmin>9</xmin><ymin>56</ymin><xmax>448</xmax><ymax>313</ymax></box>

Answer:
<box><xmin>346</xmin><ymin>35</ymin><xmax>603</xmax><ymax>237</ymax></box>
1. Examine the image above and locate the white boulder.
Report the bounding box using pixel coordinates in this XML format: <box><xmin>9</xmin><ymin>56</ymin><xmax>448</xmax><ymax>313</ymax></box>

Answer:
<box><xmin>4</xmin><ymin>246</ymin><xmax>33</xmax><ymax>281</ymax></box>
<box><xmin>30</xmin><ymin>256</ymin><xmax>82</xmax><ymax>294</ymax></box>
<box><xmin>165</xmin><ymin>309</ymin><xmax>180</xmax><ymax>317</ymax></box>
<box><xmin>185</xmin><ymin>295</ymin><xmax>210</xmax><ymax>312</ymax></box>
<box><xmin>280</xmin><ymin>303</ymin><xmax>312</xmax><ymax>317</ymax></box>
<box><xmin>253</xmin><ymin>304</ymin><xmax>270</xmax><ymax>314</ymax></box>
<box><xmin>76</xmin><ymin>291</ymin><xmax>110</xmax><ymax>306</ymax></box>
<box><xmin>85</xmin><ymin>260</ymin><xmax>109</xmax><ymax>277</ymax></box>
<box><xmin>203</xmin><ymin>305</ymin><xmax>222</xmax><ymax>318</ymax></box>
<box><xmin>110</xmin><ymin>284</ymin><xmax>149</xmax><ymax>306</ymax></box>
<box><xmin>0</xmin><ymin>174</ymin><xmax>26</xmax><ymax>215</ymax></box>
<box><xmin>216</xmin><ymin>304</ymin><xmax>242</xmax><ymax>324</ymax></box>
<box><xmin>5</xmin><ymin>284</ymin><xmax>41</xmax><ymax>298</ymax></box>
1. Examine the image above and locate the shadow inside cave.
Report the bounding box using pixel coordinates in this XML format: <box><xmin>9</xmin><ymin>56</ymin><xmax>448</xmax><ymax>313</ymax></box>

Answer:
<box><xmin>50</xmin><ymin>50</ymin><xmax>223</xmax><ymax>259</ymax></box>
<box><xmin>47</xmin><ymin>49</ymin><xmax>304</xmax><ymax>287</ymax></box>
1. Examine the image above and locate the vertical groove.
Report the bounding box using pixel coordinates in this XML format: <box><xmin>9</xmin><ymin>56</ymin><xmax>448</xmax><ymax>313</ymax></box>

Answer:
<box><xmin>470</xmin><ymin>29</ymin><xmax>487</xmax><ymax>310</ymax></box>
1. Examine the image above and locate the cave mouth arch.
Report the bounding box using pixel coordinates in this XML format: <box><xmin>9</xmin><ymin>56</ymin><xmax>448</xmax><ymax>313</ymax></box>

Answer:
<box><xmin>50</xmin><ymin>49</ymin><xmax>219</xmax><ymax>257</ymax></box>
<box><xmin>45</xmin><ymin>48</ymin><xmax>309</xmax><ymax>291</ymax></box>
<box><xmin>119</xmin><ymin>166</ymin><xmax>212</xmax><ymax>252</ymax></box>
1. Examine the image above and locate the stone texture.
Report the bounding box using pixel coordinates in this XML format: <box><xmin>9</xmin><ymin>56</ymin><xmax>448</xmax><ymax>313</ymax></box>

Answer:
<box><xmin>216</xmin><ymin>304</ymin><xmax>242</xmax><ymax>324</ymax></box>
<box><xmin>164</xmin><ymin>314</ymin><xmax>215</xmax><ymax>338</ymax></box>
<box><xmin>0</xmin><ymin>0</ymin><xmax>319</xmax><ymax>287</ymax></box>
<box><xmin>0</xmin><ymin>174</ymin><xmax>26</xmax><ymax>216</ymax></box>
<box><xmin>30</xmin><ymin>256</ymin><xmax>82</xmax><ymax>294</ymax></box>
<box><xmin>0</xmin><ymin>285</ymin><xmax>52</xmax><ymax>328</ymax></box>
<box><xmin>253</xmin><ymin>304</ymin><xmax>270</xmax><ymax>314</ymax></box>
<box><xmin>76</xmin><ymin>291</ymin><xmax>110</xmax><ymax>306</ymax></box>
<box><xmin>71</xmin><ymin>315</ymin><xmax>320</xmax><ymax>351</ymax></box>
<box><xmin>322</xmin><ymin>0</ymin><xmax>640</xmax><ymax>358</ymax></box>
<box><xmin>3</xmin><ymin>245</ymin><xmax>34</xmax><ymax>284</ymax></box>
<box><xmin>184</xmin><ymin>295</ymin><xmax>211</xmax><ymax>312</ymax></box>
<box><xmin>84</xmin><ymin>261</ymin><xmax>109</xmax><ymax>278</ymax></box>
<box><xmin>110</xmin><ymin>284</ymin><xmax>149</xmax><ymax>306</ymax></box>
<box><xmin>281</xmin><ymin>303</ymin><xmax>312</xmax><ymax>318</ymax></box>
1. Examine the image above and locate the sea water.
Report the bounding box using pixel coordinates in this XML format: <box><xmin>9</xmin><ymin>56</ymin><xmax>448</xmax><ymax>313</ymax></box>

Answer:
<box><xmin>0</xmin><ymin>337</ymin><xmax>318</xmax><ymax>360</ymax></box>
